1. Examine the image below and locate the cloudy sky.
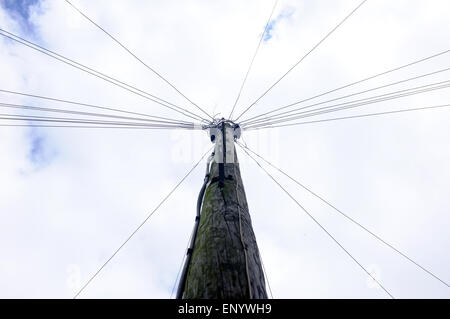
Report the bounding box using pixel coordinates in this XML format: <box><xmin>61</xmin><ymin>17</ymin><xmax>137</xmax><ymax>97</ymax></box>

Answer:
<box><xmin>0</xmin><ymin>0</ymin><xmax>449</xmax><ymax>299</ymax></box>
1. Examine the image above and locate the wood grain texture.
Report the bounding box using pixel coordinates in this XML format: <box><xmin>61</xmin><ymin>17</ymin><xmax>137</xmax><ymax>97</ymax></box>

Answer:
<box><xmin>183</xmin><ymin>148</ymin><xmax>267</xmax><ymax>299</ymax></box>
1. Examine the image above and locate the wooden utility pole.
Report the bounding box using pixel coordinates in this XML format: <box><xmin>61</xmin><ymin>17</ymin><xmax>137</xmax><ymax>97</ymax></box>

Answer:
<box><xmin>177</xmin><ymin>122</ymin><xmax>267</xmax><ymax>299</ymax></box>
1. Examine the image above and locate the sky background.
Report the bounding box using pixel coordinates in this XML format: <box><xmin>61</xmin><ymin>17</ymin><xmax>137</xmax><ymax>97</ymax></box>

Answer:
<box><xmin>0</xmin><ymin>0</ymin><xmax>449</xmax><ymax>298</ymax></box>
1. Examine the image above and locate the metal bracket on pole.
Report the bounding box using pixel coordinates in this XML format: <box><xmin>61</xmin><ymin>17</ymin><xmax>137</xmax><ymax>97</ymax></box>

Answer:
<box><xmin>205</xmin><ymin>119</ymin><xmax>241</xmax><ymax>187</ymax></box>
<box><xmin>219</xmin><ymin>122</ymin><xmax>226</xmax><ymax>187</ymax></box>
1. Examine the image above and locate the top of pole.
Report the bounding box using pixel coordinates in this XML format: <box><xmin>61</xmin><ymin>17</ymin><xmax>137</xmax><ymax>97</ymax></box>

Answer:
<box><xmin>205</xmin><ymin>118</ymin><xmax>241</xmax><ymax>142</ymax></box>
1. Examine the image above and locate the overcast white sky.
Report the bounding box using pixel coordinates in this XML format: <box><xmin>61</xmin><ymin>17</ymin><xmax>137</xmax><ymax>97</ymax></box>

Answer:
<box><xmin>0</xmin><ymin>0</ymin><xmax>449</xmax><ymax>299</ymax></box>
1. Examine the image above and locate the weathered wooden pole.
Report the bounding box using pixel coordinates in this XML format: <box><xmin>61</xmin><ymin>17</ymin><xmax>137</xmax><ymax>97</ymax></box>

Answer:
<box><xmin>177</xmin><ymin>122</ymin><xmax>267</xmax><ymax>299</ymax></box>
